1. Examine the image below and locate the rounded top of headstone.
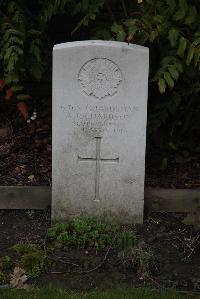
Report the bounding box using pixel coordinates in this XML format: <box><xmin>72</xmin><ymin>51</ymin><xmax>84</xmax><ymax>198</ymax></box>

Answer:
<box><xmin>53</xmin><ymin>40</ymin><xmax>149</xmax><ymax>54</ymax></box>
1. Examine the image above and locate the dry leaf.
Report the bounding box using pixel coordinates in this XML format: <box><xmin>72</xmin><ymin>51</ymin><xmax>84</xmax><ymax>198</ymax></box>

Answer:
<box><xmin>0</xmin><ymin>127</ymin><xmax>10</xmax><ymax>138</ymax></box>
<box><xmin>10</xmin><ymin>267</ymin><xmax>29</xmax><ymax>289</ymax></box>
<box><xmin>17</xmin><ymin>102</ymin><xmax>29</xmax><ymax>120</ymax></box>
<box><xmin>28</xmin><ymin>174</ymin><xmax>35</xmax><ymax>181</ymax></box>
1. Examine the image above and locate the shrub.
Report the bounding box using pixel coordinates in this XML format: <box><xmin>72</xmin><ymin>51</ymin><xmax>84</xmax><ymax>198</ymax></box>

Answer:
<box><xmin>11</xmin><ymin>243</ymin><xmax>50</xmax><ymax>278</ymax></box>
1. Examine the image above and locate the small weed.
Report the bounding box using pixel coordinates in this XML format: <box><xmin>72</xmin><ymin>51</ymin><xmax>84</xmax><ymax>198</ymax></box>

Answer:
<box><xmin>0</xmin><ymin>256</ymin><xmax>13</xmax><ymax>285</ymax></box>
<box><xmin>11</xmin><ymin>243</ymin><xmax>39</xmax><ymax>255</ymax></box>
<box><xmin>11</xmin><ymin>243</ymin><xmax>50</xmax><ymax>278</ymax></box>
<box><xmin>21</xmin><ymin>251</ymin><xmax>49</xmax><ymax>278</ymax></box>
<box><xmin>135</xmin><ymin>246</ymin><xmax>155</xmax><ymax>279</ymax></box>
<box><xmin>118</xmin><ymin>241</ymin><xmax>155</xmax><ymax>279</ymax></box>
<box><xmin>117</xmin><ymin>230</ymin><xmax>138</xmax><ymax>250</ymax></box>
<box><xmin>48</xmin><ymin>223</ymin><xmax>69</xmax><ymax>238</ymax></box>
<box><xmin>48</xmin><ymin>217</ymin><xmax>138</xmax><ymax>252</ymax></box>
<box><xmin>48</xmin><ymin>217</ymin><xmax>118</xmax><ymax>250</ymax></box>
<box><xmin>26</xmin><ymin>210</ymin><xmax>35</xmax><ymax>218</ymax></box>
<box><xmin>0</xmin><ymin>256</ymin><xmax>13</xmax><ymax>270</ymax></box>
<box><xmin>0</xmin><ymin>271</ymin><xmax>9</xmax><ymax>284</ymax></box>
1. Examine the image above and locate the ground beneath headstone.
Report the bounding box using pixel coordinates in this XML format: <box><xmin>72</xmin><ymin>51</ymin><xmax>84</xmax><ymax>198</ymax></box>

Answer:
<box><xmin>0</xmin><ymin>210</ymin><xmax>199</xmax><ymax>293</ymax></box>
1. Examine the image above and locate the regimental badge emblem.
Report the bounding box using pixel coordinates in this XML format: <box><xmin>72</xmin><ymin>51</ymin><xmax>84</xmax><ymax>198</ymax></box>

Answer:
<box><xmin>78</xmin><ymin>58</ymin><xmax>122</xmax><ymax>100</ymax></box>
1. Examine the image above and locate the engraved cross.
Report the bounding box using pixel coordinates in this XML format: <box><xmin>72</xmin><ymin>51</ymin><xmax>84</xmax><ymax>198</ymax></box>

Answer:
<box><xmin>78</xmin><ymin>137</ymin><xmax>119</xmax><ymax>201</ymax></box>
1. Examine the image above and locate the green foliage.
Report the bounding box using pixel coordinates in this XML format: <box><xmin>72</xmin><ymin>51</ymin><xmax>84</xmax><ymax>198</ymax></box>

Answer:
<box><xmin>11</xmin><ymin>243</ymin><xmax>50</xmax><ymax>278</ymax></box>
<box><xmin>0</xmin><ymin>0</ymin><xmax>74</xmax><ymax>94</ymax></box>
<box><xmin>0</xmin><ymin>0</ymin><xmax>105</xmax><ymax>88</ymax></box>
<box><xmin>39</xmin><ymin>0</ymin><xmax>71</xmax><ymax>26</ymax></box>
<box><xmin>48</xmin><ymin>217</ymin><xmax>117</xmax><ymax>250</ymax></box>
<box><xmin>48</xmin><ymin>217</ymin><xmax>138</xmax><ymax>251</ymax></box>
<box><xmin>134</xmin><ymin>246</ymin><xmax>155</xmax><ymax>275</ymax></box>
<box><xmin>72</xmin><ymin>0</ymin><xmax>105</xmax><ymax>34</ymax></box>
<box><xmin>0</xmin><ymin>256</ymin><xmax>13</xmax><ymax>285</ymax></box>
<box><xmin>117</xmin><ymin>230</ymin><xmax>138</xmax><ymax>251</ymax></box>
<box><xmin>11</xmin><ymin>243</ymin><xmax>39</xmax><ymax>255</ymax></box>
<box><xmin>25</xmin><ymin>210</ymin><xmax>35</xmax><ymax>218</ymax></box>
<box><xmin>0</xmin><ymin>0</ymin><xmax>199</xmax><ymax>165</ymax></box>
<box><xmin>20</xmin><ymin>251</ymin><xmax>49</xmax><ymax>278</ymax></box>
<box><xmin>118</xmin><ymin>243</ymin><xmax>155</xmax><ymax>278</ymax></box>
<box><xmin>106</xmin><ymin>0</ymin><xmax>200</xmax><ymax>93</ymax></box>
<box><xmin>0</xmin><ymin>286</ymin><xmax>195</xmax><ymax>299</ymax></box>
<box><xmin>0</xmin><ymin>271</ymin><xmax>9</xmax><ymax>285</ymax></box>
<box><xmin>48</xmin><ymin>222</ymin><xmax>69</xmax><ymax>238</ymax></box>
<box><xmin>111</xmin><ymin>23</ymin><xmax>126</xmax><ymax>42</ymax></box>
<box><xmin>93</xmin><ymin>0</ymin><xmax>199</xmax><ymax>165</ymax></box>
<box><xmin>0</xmin><ymin>256</ymin><xmax>13</xmax><ymax>270</ymax></box>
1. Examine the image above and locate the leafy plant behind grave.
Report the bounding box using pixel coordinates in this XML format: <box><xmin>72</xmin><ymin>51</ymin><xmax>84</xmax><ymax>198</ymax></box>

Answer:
<box><xmin>77</xmin><ymin>0</ymin><xmax>200</xmax><ymax>167</ymax></box>
<box><xmin>0</xmin><ymin>0</ymin><xmax>199</xmax><ymax>164</ymax></box>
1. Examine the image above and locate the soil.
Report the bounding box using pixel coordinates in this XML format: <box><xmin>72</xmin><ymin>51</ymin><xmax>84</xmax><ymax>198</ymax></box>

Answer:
<box><xmin>0</xmin><ymin>210</ymin><xmax>199</xmax><ymax>292</ymax></box>
<box><xmin>145</xmin><ymin>157</ymin><xmax>200</xmax><ymax>189</ymax></box>
<box><xmin>0</xmin><ymin>101</ymin><xmax>52</xmax><ymax>186</ymax></box>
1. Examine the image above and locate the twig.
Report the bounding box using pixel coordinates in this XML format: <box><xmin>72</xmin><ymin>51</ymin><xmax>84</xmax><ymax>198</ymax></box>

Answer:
<box><xmin>48</xmin><ymin>253</ymin><xmax>79</xmax><ymax>267</ymax></box>
<box><xmin>121</xmin><ymin>0</ymin><xmax>128</xmax><ymax>18</ymax></box>
<box><xmin>74</xmin><ymin>236</ymin><xmax>117</xmax><ymax>274</ymax></box>
<box><xmin>47</xmin><ymin>271</ymin><xmax>64</xmax><ymax>275</ymax></box>
<box><xmin>145</xmin><ymin>274</ymin><xmax>162</xmax><ymax>288</ymax></box>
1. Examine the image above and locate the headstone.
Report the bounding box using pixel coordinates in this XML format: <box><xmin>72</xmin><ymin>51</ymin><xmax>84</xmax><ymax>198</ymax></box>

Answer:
<box><xmin>52</xmin><ymin>40</ymin><xmax>149</xmax><ymax>224</ymax></box>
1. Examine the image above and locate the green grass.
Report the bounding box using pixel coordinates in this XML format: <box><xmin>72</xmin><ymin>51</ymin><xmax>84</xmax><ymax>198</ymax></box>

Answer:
<box><xmin>0</xmin><ymin>287</ymin><xmax>198</xmax><ymax>299</ymax></box>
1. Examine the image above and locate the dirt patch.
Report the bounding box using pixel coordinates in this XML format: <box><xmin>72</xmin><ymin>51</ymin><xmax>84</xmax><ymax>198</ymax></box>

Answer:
<box><xmin>145</xmin><ymin>159</ymin><xmax>200</xmax><ymax>189</ymax></box>
<box><xmin>0</xmin><ymin>210</ymin><xmax>199</xmax><ymax>292</ymax></box>
<box><xmin>0</xmin><ymin>101</ymin><xmax>51</xmax><ymax>186</ymax></box>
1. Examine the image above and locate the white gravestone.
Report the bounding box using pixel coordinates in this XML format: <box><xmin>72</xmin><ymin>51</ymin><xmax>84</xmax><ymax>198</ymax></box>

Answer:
<box><xmin>52</xmin><ymin>40</ymin><xmax>149</xmax><ymax>224</ymax></box>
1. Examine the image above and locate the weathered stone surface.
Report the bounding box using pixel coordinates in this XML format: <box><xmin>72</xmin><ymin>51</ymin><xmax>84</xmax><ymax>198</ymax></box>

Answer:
<box><xmin>52</xmin><ymin>40</ymin><xmax>149</xmax><ymax>223</ymax></box>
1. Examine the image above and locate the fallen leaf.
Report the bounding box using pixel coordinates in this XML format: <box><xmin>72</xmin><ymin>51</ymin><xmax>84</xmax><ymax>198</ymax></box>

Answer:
<box><xmin>14</xmin><ymin>166</ymin><xmax>21</xmax><ymax>174</ymax></box>
<box><xmin>5</xmin><ymin>88</ymin><xmax>13</xmax><ymax>101</ymax></box>
<box><xmin>0</xmin><ymin>79</ymin><xmax>6</xmax><ymax>90</ymax></box>
<box><xmin>10</xmin><ymin>267</ymin><xmax>29</xmax><ymax>289</ymax></box>
<box><xmin>28</xmin><ymin>174</ymin><xmax>35</xmax><ymax>181</ymax></box>
<box><xmin>17</xmin><ymin>102</ymin><xmax>29</xmax><ymax>120</ymax></box>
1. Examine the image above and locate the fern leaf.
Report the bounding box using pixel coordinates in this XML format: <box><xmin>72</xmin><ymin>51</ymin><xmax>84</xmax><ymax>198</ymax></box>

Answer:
<box><xmin>168</xmin><ymin>65</ymin><xmax>179</xmax><ymax>80</ymax></box>
<box><xmin>186</xmin><ymin>45</ymin><xmax>194</xmax><ymax>65</ymax></box>
<box><xmin>173</xmin><ymin>0</ymin><xmax>186</xmax><ymax>21</ymax></box>
<box><xmin>158</xmin><ymin>78</ymin><xmax>166</xmax><ymax>93</ymax></box>
<box><xmin>4</xmin><ymin>29</ymin><xmax>24</xmax><ymax>41</ymax></box>
<box><xmin>125</xmin><ymin>19</ymin><xmax>138</xmax><ymax>35</ymax></box>
<box><xmin>164</xmin><ymin>72</ymin><xmax>174</xmax><ymax>88</ymax></box>
<box><xmin>168</xmin><ymin>28</ymin><xmax>179</xmax><ymax>47</ymax></box>
<box><xmin>185</xmin><ymin>6</ymin><xmax>197</xmax><ymax>25</ymax></box>
<box><xmin>111</xmin><ymin>23</ymin><xmax>126</xmax><ymax>41</ymax></box>
<box><xmin>11</xmin><ymin>85</ymin><xmax>24</xmax><ymax>92</ymax></box>
<box><xmin>177</xmin><ymin>37</ymin><xmax>187</xmax><ymax>57</ymax></box>
<box><xmin>179</xmin><ymin>0</ymin><xmax>188</xmax><ymax>14</ymax></box>
<box><xmin>165</xmin><ymin>0</ymin><xmax>176</xmax><ymax>11</ymax></box>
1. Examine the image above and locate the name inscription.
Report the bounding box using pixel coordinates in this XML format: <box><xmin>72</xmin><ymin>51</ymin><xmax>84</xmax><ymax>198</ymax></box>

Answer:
<box><xmin>60</xmin><ymin>104</ymin><xmax>139</xmax><ymax>136</ymax></box>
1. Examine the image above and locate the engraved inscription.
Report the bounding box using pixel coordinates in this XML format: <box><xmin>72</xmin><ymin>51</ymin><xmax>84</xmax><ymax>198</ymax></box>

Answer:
<box><xmin>78</xmin><ymin>137</ymin><xmax>119</xmax><ymax>201</ymax></box>
<box><xmin>60</xmin><ymin>104</ymin><xmax>139</xmax><ymax>137</ymax></box>
<box><xmin>78</xmin><ymin>58</ymin><xmax>122</xmax><ymax>99</ymax></box>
